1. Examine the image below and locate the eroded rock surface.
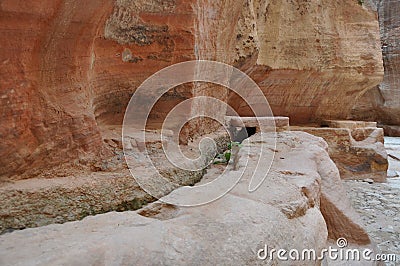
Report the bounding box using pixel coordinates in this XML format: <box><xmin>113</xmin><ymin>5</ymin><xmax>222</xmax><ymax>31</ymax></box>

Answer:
<box><xmin>0</xmin><ymin>0</ymin><xmax>384</xmax><ymax>180</ymax></box>
<box><xmin>0</xmin><ymin>129</ymin><xmax>229</xmax><ymax>233</ymax></box>
<box><xmin>351</xmin><ymin>0</ymin><xmax>400</xmax><ymax>134</ymax></box>
<box><xmin>0</xmin><ymin>132</ymin><xmax>374</xmax><ymax>265</ymax></box>
<box><xmin>230</xmin><ymin>0</ymin><xmax>383</xmax><ymax>123</ymax></box>
<box><xmin>294</xmin><ymin>120</ymin><xmax>388</xmax><ymax>182</ymax></box>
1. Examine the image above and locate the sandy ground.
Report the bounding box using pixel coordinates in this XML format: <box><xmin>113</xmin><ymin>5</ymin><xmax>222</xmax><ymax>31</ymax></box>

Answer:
<box><xmin>344</xmin><ymin>137</ymin><xmax>400</xmax><ymax>265</ymax></box>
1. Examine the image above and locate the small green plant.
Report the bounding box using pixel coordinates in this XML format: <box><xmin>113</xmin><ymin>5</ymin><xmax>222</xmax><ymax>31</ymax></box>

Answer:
<box><xmin>358</xmin><ymin>0</ymin><xmax>364</xmax><ymax>5</ymax></box>
<box><xmin>214</xmin><ymin>142</ymin><xmax>242</xmax><ymax>165</ymax></box>
<box><xmin>224</xmin><ymin>151</ymin><xmax>231</xmax><ymax>162</ymax></box>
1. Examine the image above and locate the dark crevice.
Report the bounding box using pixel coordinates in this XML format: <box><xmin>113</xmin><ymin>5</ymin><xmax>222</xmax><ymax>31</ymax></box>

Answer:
<box><xmin>232</xmin><ymin>126</ymin><xmax>257</xmax><ymax>143</ymax></box>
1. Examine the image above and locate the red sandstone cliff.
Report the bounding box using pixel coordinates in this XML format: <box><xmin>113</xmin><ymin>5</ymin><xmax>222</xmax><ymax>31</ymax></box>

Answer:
<box><xmin>230</xmin><ymin>0</ymin><xmax>383</xmax><ymax>123</ymax></box>
<box><xmin>0</xmin><ymin>0</ymin><xmax>384</xmax><ymax>180</ymax></box>
<box><xmin>351</xmin><ymin>0</ymin><xmax>400</xmax><ymax>134</ymax></box>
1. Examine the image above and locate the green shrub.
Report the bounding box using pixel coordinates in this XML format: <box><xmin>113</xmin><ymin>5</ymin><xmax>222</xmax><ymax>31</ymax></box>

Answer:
<box><xmin>214</xmin><ymin>142</ymin><xmax>242</xmax><ymax>165</ymax></box>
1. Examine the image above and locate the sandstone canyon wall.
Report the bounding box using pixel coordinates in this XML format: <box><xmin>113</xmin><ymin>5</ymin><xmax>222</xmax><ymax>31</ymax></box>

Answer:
<box><xmin>351</xmin><ymin>0</ymin><xmax>400</xmax><ymax>134</ymax></box>
<box><xmin>0</xmin><ymin>0</ymin><xmax>384</xmax><ymax>180</ymax></box>
<box><xmin>0</xmin><ymin>0</ymin><xmax>112</xmax><ymax>180</ymax></box>
<box><xmin>231</xmin><ymin>0</ymin><xmax>383</xmax><ymax>123</ymax></box>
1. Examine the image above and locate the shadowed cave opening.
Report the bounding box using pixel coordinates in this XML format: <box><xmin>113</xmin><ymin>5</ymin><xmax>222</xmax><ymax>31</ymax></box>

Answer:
<box><xmin>232</xmin><ymin>126</ymin><xmax>257</xmax><ymax>143</ymax></box>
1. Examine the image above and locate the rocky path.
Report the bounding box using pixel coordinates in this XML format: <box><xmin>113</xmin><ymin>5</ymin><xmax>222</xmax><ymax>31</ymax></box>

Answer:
<box><xmin>344</xmin><ymin>137</ymin><xmax>400</xmax><ymax>265</ymax></box>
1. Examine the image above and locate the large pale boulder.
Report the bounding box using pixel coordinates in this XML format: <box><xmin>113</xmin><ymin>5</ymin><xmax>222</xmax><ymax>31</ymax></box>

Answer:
<box><xmin>0</xmin><ymin>132</ymin><xmax>374</xmax><ymax>265</ymax></box>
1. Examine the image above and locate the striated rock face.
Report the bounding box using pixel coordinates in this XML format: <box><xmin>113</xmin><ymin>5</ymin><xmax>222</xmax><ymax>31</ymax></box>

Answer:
<box><xmin>0</xmin><ymin>3</ymin><xmax>386</xmax><ymax>263</ymax></box>
<box><xmin>0</xmin><ymin>0</ymin><xmax>384</xmax><ymax>180</ymax></box>
<box><xmin>0</xmin><ymin>132</ymin><xmax>374</xmax><ymax>265</ymax></box>
<box><xmin>230</xmin><ymin>0</ymin><xmax>383</xmax><ymax>124</ymax></box>
<box><xmin>0</xmin><ymin>0</ymin><xmax>113</xmax><ymax>181</ymax></box>
<box><xmin>351</xmin><ymin>0</ymin><xmax>400</xmax><ymax>133</ymax></box>
<box><xmin>0</xmin><ymin>0</ymin><xmax>246</xmax><ymax>180</ymax></box>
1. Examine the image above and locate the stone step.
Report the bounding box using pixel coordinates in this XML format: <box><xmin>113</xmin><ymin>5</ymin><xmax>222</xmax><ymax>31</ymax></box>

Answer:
<box><xmin>224</xmin><ymin>116</ymin><xmax>290</xmax><ymax>132</ymax></box>
<box><xmin>321</xmin><ymin>120</ymin><xmax>377</xmax><ymax>129</ymax></box>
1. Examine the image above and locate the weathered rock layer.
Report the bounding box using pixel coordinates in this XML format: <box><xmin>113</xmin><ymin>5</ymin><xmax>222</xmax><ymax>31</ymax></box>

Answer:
<box><xmin>0</xmin><ymin>0</ymin><xmax>384</xmax><ymax>180</ymax></box>
<box><xmin>0</xmin><ymin>132</ymin><xmax>374</xmax><ymax>265</ymax></box>
<box><xmin>231</xmin><ymin>0</ymin><xmax>383</xmax><ymax>123</ymax></box>
<box><xmin>295</xmin><ymin>120</ymin><xmax>388</xmax><ymax>182</ymax></box>
<box><xmin>351</xmin><ymin>0</ymin><xmax>400</xmax><ymax>134</ymax></box>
